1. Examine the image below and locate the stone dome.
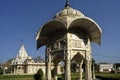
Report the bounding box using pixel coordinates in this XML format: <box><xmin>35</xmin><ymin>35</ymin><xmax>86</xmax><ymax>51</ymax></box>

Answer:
<box><xmin>36</xmin><ymin>4</ymin><xmax>102</xmax><ymax>48</ymax></box>
<box><xmin>54</xmin><ymin>6</ymin><xmax>84</xmax><ymax>18</ymax></box>
<box><xmin>27</xmin><ymin>56</ymin><xmax>32</xmax><ymax>60</ymax></box>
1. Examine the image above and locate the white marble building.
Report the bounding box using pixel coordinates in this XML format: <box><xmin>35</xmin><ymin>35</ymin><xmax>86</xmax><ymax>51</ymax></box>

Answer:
<box><xmin>11</xmin><ymin>44</ymin><xmax>61</xmax><ymax>75</ymax></box>
<box><xmin>99</xmin><ymin>63</ymin><xmax>114</xmax><ymax>72</ymax></box>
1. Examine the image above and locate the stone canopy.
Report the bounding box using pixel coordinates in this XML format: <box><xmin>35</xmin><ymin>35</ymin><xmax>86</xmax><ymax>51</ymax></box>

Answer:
<box><xmin>36</xmin><ymin>4</ymin><xmax>102</xmax><ymax>80</ymax></box>
<box><xmin>36</xmin><ymin>6</ymin><xmax>102</xmax><ymax>49</ymax></box>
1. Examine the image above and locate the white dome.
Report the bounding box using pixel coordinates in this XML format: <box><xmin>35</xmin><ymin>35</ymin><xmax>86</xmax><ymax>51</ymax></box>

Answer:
<box><xmin>27</xmin><ymin>56</ymin><xmax>32</xmax><ymax>59</ymax></box>
<box><xmin>55</xmin><ymin>6</ymin><xmax>84</xmax><ymax>18</ymax></box>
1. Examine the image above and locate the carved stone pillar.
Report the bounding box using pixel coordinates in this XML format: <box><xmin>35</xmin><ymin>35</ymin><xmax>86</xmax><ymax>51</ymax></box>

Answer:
<box><xmin>14</xmin><ymin>66</ymin><xmax>15</xmax><ymax>74</ymax></box>
<box><xmin>92</xmin><ymin>62</ymin><xmax>96</xmax><ymax>80</ymax></box>
<box><xmin>79</xmin><ymin>60</ymin><xmax>83</xmax><ymax>80</ymax></box>
<box><xmin>46</xmin><ymin>62</ymin><xmax>51</xmax><ymax>80</ymax></box>
<box><xmin>3</xmin><ymin>67</ymin><xmax>5</xmax><ymax>75</ymax></box>
<box><xmin>14</xmin><ymin>66</ymin><xmax>16</xmax><ymax>74</ymax></box>
<box><xmin>54</xmin><ymin>64</ymin><xmax>58</xmax><ymax>80</ymax></box>
<box><xmin>45</xmin><ymin>51</ymin><xmax>51</xmax><ymax>80</ymax></box>
<box><xmin>89</xmin><ymin>61</ymin><xmax>92</xmax><ymax>80</ymax></box>
<box><xmin>85</xmin><ymin>60</ymin><xmax>90</xmax><ymax>80</ymax></box>
<box><xmin>11</xmin><ymin>65</ymin><xmax>12</xmax><ymax>74</ymax></box>
<box><xmin>65</xmin><ymin>60</ymin><xmax>71</xmax><ymax>80</ymax></box>
<box><xmin>20</xmin><ymin>67</ymin><xmax>21</xmax><ymax>74</ymax></box>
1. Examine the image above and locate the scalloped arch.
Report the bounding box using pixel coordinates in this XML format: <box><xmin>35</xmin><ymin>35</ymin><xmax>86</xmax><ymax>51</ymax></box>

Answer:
<box><xmin>69</xmin><ymin>17</ymin><xmax>102</xmax><ymax>45</ymax></box>
<box><xmin>36</xmin><ymin>20</ymin><xmax>66</xmax><ymax>49</ymax></box>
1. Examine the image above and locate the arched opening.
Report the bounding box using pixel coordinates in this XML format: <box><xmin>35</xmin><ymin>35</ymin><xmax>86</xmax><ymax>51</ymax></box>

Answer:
<box><xmin>51</xmin><ymin>54</ymin><xmax>64</xmax><ymax>80</ymax></box>
<box><xmin>71</xmin><ymin>52</ymin><xmax>84</xmax><ymax>80</ymax></box>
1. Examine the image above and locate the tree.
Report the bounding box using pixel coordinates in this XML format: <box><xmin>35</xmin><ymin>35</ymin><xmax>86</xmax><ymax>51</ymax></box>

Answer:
<box><xmin>6</xmin><ymin>58</ymin><xmax>14</xmax><ymax>64</ymax></box>
<box><xmin>34</xmin><ymin>69</ymin><xmax>44</xmax><ymax>80</ymax></box>
<box><xmin>0</xmin><ymin>67</ymin><xmax>3</xmax><ymax>75</ymax></box>
<box><xmin>94</xmin><ymin>63</ymin><xmax>99</xmax><ymax>72</ymax></box>
<box><xmin>114</xmin><ymin>63</ymin><xmax>120</xmax><ymax>69</ymax></box>
<box><xmin>37</xmin><ymin>68</ymin><xmax>43</xmax><ymax>76</ymax></box>
<box><xmin>71</xmin><ymin>60</ymin><xmax>77</xmax><ymax>72</ymax></box>
<box><xmin>33</xmin><ymin>56</ymin><xmax>44</xmax><ymax>63</ymax></box>
<box><xmin>4</xmin><ymin>58</ymin><xmax>14</xmax><ymax>74</ymax></box>
<box><xmin>51</xmin><ymin>68</ymin><xmax>55</xmax><ymax>78</ymax></box>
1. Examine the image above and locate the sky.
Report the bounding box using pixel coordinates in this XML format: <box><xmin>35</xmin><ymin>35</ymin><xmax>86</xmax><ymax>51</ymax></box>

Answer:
<box><xmin>0</xmin><ymin>0</ymin><xmax>120</xmax><ymax>64</ymax></box>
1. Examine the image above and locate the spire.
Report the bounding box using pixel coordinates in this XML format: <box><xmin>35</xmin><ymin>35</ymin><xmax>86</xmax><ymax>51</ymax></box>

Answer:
<box><xmin>18</xmin><ymin>44</ymin><xmax>28</xmax><ymax>59</ymax></box>
<box><xmin>65</xmin><ymin>0</ymin><xmax>70</xmax><ymax>7</ymax></box>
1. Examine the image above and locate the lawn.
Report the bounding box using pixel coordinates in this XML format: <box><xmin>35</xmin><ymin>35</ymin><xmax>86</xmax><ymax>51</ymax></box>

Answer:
<box><xmin>0</xmin><ymin>75</ymin><xmax>34</xmax><ymax>80</ymax></box>
<box><xmin>96</xmin><ymin>72</ymin><xmax>120</xmax><ymax>79</ymax></box>
<box><xmin>0</xmin><ymin>73</ymin><xmax>120</xmax><ymax>80</ymax></box>
<box><xmin>0</xmin><ymin>78</ymin><xmax>33</xmax><ymax>80</ymax></box>
<box><xmin>58</xmin><ymin>72</ymin><xmax>120</xmax><ymax>80</ymax></box>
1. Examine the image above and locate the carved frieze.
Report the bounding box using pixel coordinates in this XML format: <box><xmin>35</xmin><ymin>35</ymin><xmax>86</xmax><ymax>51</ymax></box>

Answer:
<box><xmin>47</xmin><ymin>39</ymin><xmax>67</xmax><ymax>53</ymax></box>
<box><xmin>67</xmin><ymin>33</ymin><xmax>86</xmax><ymax>50</ymax></box>
<box><xmin>68</xmin><ymin>39</ymin><xmax>86</xmax><ymax>51</ymax></box>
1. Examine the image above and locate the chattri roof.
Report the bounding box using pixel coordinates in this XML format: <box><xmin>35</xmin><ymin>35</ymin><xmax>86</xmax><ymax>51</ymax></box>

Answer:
<box><xmin>54</xmin><ymin>6</ymin><xmax>84</xmax><ymax>18</ymax></box>
<box><xmin>36</xmin><ymin>3</ymin><xmax>102</xmax><ymax>49</ymax></box>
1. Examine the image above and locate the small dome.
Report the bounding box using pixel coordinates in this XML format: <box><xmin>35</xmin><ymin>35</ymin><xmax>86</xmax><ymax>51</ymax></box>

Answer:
<box><xmin>55</xmin><ymin>6</ymin><xmax>84</xmax><ymax>18</ymax></box>
<box><xmin>27</xmin><ymin>56</ymin><xmax>32</xmax><ymax>59</ymax></box>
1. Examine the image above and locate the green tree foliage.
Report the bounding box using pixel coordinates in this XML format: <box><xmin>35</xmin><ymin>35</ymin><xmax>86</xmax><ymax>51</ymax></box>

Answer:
<box><xmin>114</xmin><ymin>63</ymin><xmax>120</xmax><ymax>69</ymax></box>
<box><xmin>34</xmin><ymin>68</ymin><xmax>44</xmax><ymax>80</ymax></box>
<box><xmin>4</xmin><ymin>58</ymin><xmax>14</xmax><ymax>74</ymax></box>
<box><xmin>0</xmin><ymin>67</ymin><xmax>3</xmax><ymax>75</ymax></box>
<box><xmin>37</xmin><ymin>68</ymin><xmax>43</xmax><ymax>76</ymax></box>
<box><xmin>33</xmin><ymin>56</ymin><xmax>44</xmax><ymax>63</ymax></box>
<box><xmin>94</xmin><ymin>63</ymin><xmax>99</xmax><ymax>72</ymax></box>
<box><xmin>71</xmin><ymin>61</ymin><xmax>77</xmax><ymax>72</ymax></box>
<box><xmin>6</xmin><ymin>58</ymin><xmax>14</xmax><ymax>64</ymax></box>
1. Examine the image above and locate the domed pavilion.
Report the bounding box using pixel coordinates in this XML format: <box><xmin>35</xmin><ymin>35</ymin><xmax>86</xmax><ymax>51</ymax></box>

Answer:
<box><xmin>36</xmin><ymin>1</ymin><xmax>102</xmax><ymax>80</ymax></box>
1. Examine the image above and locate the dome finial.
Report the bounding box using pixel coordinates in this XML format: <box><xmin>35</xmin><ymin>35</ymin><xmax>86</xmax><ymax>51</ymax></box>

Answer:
<box><xmin>21</xmin><ymin>38</ymin><xmax>24</xmax><ymax>44</ymax></box>
<box><xmin>65</xmin><ymin>0</ymin><xmax>70</xmax><ymax>7</ymax></box>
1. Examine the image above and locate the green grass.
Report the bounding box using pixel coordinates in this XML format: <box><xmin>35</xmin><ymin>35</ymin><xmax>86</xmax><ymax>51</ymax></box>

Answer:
<box><xmin>57</xmin><ymin>72</ymin><xmax>80</xmax><ymax>80</ymax></box>
<box><xmin>0</xmin><ymin>78</ymin><xmax>33</xmax><ymax>80</ymax></box>
<box><xmin>58</xmin><ymin>72</ymin><xmax>120</xmax><ymax>80</ymax></box>
<box><xmin>0</xmin><ymin>75</ymin><xmax>34</xmax><ymax>80</ymax></box>
<box><xmin>96</xmin><ymin>72</ymin><xmax>120</xmax><ymax>79</ymax></box>
<box><xmin>0</xmin><ymin>73</ymin><xmax>120</xmax><ymax>80</ymax></box>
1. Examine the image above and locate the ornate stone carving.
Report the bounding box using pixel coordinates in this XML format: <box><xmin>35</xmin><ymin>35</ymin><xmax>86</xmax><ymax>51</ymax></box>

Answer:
<box><xmin>36</xmin><ymin>2</ymin><xmax>102</xmax><ymax>80</ymax></box>
<box><xmin>53</xmin><ymin>42</ymin><xmax>59</xmax><ymax>49</ymax></box>
<box><xmin>47</xmin><ymin>39</ymin><xmax>67</xmax><ymax>52</ymax></box>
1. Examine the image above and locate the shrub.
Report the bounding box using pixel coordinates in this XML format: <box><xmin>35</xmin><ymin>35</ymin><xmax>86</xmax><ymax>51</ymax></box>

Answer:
<box><xmin>37</xmin><ymin>68</ymin><xmax>43</xmax><ymax>76</ymax></box>
<box><xmin>34</xmin><ymin>74</ymin><xmax>41</xmax><ymax>80</ymax></box>
<box><xmin>51</xmin><ymin>68</ymin><xmax>55</xmax><ymax>78</ymax></box>
<box><xmin>0</xmin><ymin>67</ymin><xmax>3</xmax><ymax>75</ymax></box>
<box><xmin>34</xmin><ymin>69</ymin><xmax>44</xmax><ymax>80</ymax></box>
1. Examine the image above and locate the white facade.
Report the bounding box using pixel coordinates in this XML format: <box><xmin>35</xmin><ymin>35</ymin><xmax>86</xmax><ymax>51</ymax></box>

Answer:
<box><xmin>99</xmin><ymin>63</ymin><xmax>113</xmax><ymax>72</ymax></box>
<box><xmin>11</xmin><ymin>44</ymin><xmax>61</xmax><ymax>75</ymax></box>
